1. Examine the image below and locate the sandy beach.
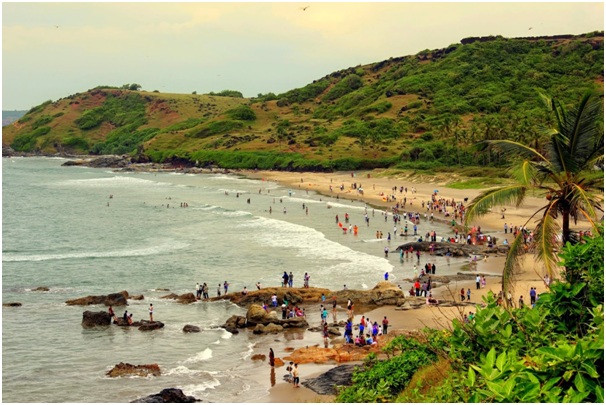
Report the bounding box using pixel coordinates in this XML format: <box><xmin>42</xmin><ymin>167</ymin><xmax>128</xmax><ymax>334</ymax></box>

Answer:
<box><xmin>235</xmin><ymin>168</ymin><xmax>580</xmax><ymax>402</ymax></box>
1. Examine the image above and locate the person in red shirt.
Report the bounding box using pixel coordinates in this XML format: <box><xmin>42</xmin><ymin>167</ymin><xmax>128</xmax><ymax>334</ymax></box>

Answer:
<box><xmin>414</xmin><ymin>280</ymin><xmax>421</xmax><ymax>296</ymax></box>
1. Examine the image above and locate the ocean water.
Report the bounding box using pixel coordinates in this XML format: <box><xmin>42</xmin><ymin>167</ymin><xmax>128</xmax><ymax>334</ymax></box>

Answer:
<box><xmin>2</xmin><ymin>157</ymin><xmax>457</xmax><ymax>402</ymax></box>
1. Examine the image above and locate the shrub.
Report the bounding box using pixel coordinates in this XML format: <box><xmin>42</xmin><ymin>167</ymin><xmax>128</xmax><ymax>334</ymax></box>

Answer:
<box><xmin>226</xmin><ymin>105</ymin><xmax>256</xmax><ymax>121</ymax></box>
<box><xmin>186</xmin><ymin>120</ymin><xmax>244</xmax><ymax>138</ymax></box>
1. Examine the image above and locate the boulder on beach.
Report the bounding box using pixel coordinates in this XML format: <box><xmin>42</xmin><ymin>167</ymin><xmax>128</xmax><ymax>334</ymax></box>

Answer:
<box><xmin>221</xmin><ymin>315</ymin><xmax>247</xmax><ymax>333</ymax></box>
<box><xmin>131</xmin><ymin>388</ymin><xmax>198</xmax><ymax>403</ymax></box>
<box><xmin>302</xmin><ymin>364</ymin><xmax>356</xmax><ymax>395</ymax></box>
<box><xmin>245</xmin><ymin>304</ymin><xmax>279</xmax><ymax>325</ymax></box>
<box><xmin>106</xmin><ymin>362</ymin><xmax>161</xmax><ymax>378</ymax></box>
<box><xmin>138</xmin><ymin>321</ymin><xmax>164</xmax><ymax>331</ymax></box>
<box><xmin>263</xmin><ymin>323</ymin><xmax>284</xmax><ymax>334</ymax></box>
<box><xmin>274</xmin><ymin>357</ymin><xmax>285</xmax><ymax>367</ymax></box>
<box><xmin>66</xmin><ymin>291</ymin><xmax>129</xmax><ymax>306</ymax></box>
<box><xmin>3</xmin><ymin>302</ymin><xmax>22</xmax><ymax>307</ymax></box>
<box><xmin>251</xmin><ymin>354</ymin><xmax>266</xmax><ymax>361</ymax></box>
<box><xmin>245</xmin><ymin>304</ymin><xmax>309</xmax><ymax>329</ymax></box>
<box><xmin>285</xmin><ymin>343</ymin><xmax>381</xmax><ymax>364</ymax></box>
<box><xmin>129</xmin><ymin>294</ymin><xmax>145</xmax><ymax>301</ymax></box>
<box><xmin>82</xmin><ymin>310</ymin><xmax>112</xmax><ymax>327</ymax></box>
<box><xmin>182</xmin><ymin>324</ymin><xmax>200</xmax><ymax>333</ymax></box>
<box><xmin>333</xmin><ymin>282</ymin><xmax>404</xmax><ymax>306</ymax></box>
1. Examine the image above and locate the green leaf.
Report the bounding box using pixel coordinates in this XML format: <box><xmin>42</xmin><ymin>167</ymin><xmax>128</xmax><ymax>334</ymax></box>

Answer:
<box><xmin>563</xmin><ymin>369</ymin><xmax>574</xmax><ymax>381</ymax></box>
<box><xmin>485</xmin><ymin>347</ymin><xmax>496</xmax><ymax>369</ymax></box>
<box><xmin>596</xmin><ymin>385</ymin><xmax>604</xmax><ymax>403</ymax></box>
<box><xmin>496</xmin><ymin>351</ymin><xmax>506</xmax><ymax>372</ymax></box>
<box><xmin>573</xmin><ymin>373</ymin><xmax>587</xmax><ymax>393</ymax></box>
<box><xmin>468</xmin><ymin>367</ymin><xmax>476</xmax><ymax>387</ymax></box>
<box><xmin>502</xmin><ymin>377</ymin><xmax>516</xmax><ymax>398</ymax></box>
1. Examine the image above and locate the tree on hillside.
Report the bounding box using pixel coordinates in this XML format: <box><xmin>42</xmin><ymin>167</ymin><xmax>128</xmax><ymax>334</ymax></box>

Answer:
<box><xmin>465</xmin><ymin>91</ymin><xmax>604</xmax><ymax>290</ymax></box>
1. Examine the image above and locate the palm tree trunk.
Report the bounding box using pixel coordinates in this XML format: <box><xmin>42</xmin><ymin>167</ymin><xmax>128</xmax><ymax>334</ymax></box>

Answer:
<box><xmin>562</xmin><ymin>210</ymin><xmax>571</xmax><ymax>246</ymax></box>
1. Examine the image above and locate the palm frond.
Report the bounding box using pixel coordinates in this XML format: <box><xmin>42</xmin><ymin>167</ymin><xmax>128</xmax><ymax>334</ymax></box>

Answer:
<box><xmin>555</xmin><ymin>91</ymin><xmax>603</xmax><ymax>172</ymax></box>
<box><xmin>533</xmin><ymin>204</ymin><xmax>562</xmax><ymax>280</ymax></box>
<box><xmin>569</xmin><ymin>183</ymin><xmax>601</xmax><ymax>222</ymax></box>
<box><xmin>510</xmin><ymin>160</ymin><xmax>539</xmax><ymax>186</ymax></box>
<box><xmin>576</xmin><ymin>207</ymin><xmax>600</xmax><ymax>235</ymax></box>
<box><xmin>502</xmin><ymin>231</ymin><xmax>526</xmax><ymax>293</ymax></box>
<box><xmin>545</xmin><ymin>132</ymin><xmax>572</xmax><ymax>173</ymax></box>
<box><xmin>464</xmin><ymin>185</ymin><xmax>528</xmax><ymax>226</ymax></box>
<box><xmin>566</xmin><ymin>91</ymin><xmax>601</xmax><ymax>160</ymax></box>
<box><xmin>484</xmin><ymin>140</ymin><xmax>548</xmax><ymax>162</ymax></box>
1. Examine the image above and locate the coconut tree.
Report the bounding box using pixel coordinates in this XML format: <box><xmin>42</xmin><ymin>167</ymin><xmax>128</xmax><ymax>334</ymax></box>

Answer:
<box><xmin>465</xmin><ymin>91</ymin><xmax>604</xmax><ymax>290</ymax></box>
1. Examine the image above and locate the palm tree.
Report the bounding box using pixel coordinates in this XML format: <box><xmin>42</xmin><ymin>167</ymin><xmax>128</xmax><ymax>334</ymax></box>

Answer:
<box><xmin>465</xmin><ymin>91</ymin><xmax>604</xmax><ymax>290</ymax></box>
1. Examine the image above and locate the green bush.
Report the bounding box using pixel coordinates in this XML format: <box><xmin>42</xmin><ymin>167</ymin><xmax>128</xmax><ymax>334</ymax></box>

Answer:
<box><xmin>324</xmin><ymin>74</ymin><xmax>363</xmax><ymax>101</ymax></box>
<box><xmin>208</xmin><ymin>90</ymin><xmax>243</xmax><ymax>98</ymax></box>
<box><xmin>226</xmin><ymin>105</ymin><xmax>256</xmax><ymax>121</ymax></box>
<box><xmin>11</xmin><ymin>126</ymin><xmax>52</xmax><ymax>151</ymax></box>
<box><xmin>62</xmin><ymin>136</ymin><xmax>89</xmax><ymax>151</ymax></box>
<box><xmin>186</xmin><ymin>120</ymin><xmax>244</xmax><ymax>138</ymax></box>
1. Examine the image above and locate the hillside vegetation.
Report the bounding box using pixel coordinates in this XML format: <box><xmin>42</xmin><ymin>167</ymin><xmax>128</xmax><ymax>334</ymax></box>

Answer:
<box><xmin>3</xmin><ymin>32</ymin><xmax>603</xmax><ymax>172</ymax></box>
<box><xmin>335</xmin><ymin>229</ymin><xmax>604</xmax><ymax>403</ymax></box>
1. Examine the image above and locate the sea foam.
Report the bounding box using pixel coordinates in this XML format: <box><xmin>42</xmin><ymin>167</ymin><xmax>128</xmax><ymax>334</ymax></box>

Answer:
<box><xmin>183</xmin><ymin>348</ymin><xmax>213</xmax><ymax>364</ymax></box>
<box><xmin>2</xmin><ymin>239</ymin><xmax>189</xmax><ymax>262</ymax></box>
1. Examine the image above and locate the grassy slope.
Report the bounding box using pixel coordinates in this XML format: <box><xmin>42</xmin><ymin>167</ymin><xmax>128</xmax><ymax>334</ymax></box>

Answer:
<box><xmin>3</xmin><ymin>32</ymin><xmax>603</xmax><ymax>167</ymax></box>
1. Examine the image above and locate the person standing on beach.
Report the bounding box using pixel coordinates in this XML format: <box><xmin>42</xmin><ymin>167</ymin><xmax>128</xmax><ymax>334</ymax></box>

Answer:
<box><xmin>460</xmin><ymin>288</ymin><xmax>465</xmax><ymax>301</ymax></box>
<box><xmin>476</xmin><ymin>275</ymin><xmax>481</xmax><ymax>290</ymax></box>
<box><xmin>529</xmin><ymin>287</ymin><xmax>536</xmax><ymax>305</ymax></box>
<box><xmin>149</xmin><ymin>303</ymin><xmax>154</xmax><ymax>322</ymax></box>
<box><xmin>217</xmin><ymin>284</ymin><xmax>221</xmax><ymax>297</ymax></box>
<box><xmin>288</xmin><ymin>272</ymin><xmax>294</xmax><ymax>288</ymax></box>
<box><xmin>292</xmin><ymin>364</ymin><xmax>300</xmax><ymax>388</ymax></box>
<box><xmin>224</xmin><ymin>281</ymin><xmax>229</xmax><ymax>295</ymax></box>
<box><xmin>269</xmin><ymin>348</ymin><xmax>275</xmax><ymax>367</ymax></box>
<box><xmin>282</xmin><ymin>272</ymin><xmax>289</xmax><ymax>287</ymax></box>
<box><xmin>382</xmin><ymin>316</ymin><xmax>389</xmax><ymax>335</ymax></box>
<box><xmin>467</xmin><ymin>288</ymin><xmax>471</xmax><ymax>301</ymax></box>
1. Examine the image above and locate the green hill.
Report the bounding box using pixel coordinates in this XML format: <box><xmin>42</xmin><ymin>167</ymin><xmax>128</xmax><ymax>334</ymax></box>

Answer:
<box><xmin>3</xmin><ymin>32</ymin><xmax>603</xmax><ymax>171</ymax></box>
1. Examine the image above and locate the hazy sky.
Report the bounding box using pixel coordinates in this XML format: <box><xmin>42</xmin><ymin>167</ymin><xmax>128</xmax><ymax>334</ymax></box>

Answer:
<box><xmin>2</xmin><ymin>2</ymin><xmax>603</xmax><ymax>110</ymax></box>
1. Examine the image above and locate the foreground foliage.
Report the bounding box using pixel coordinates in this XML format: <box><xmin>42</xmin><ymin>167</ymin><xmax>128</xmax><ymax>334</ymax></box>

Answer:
<box><xmin>339</xmin><ymin>230</ymin><xmax>604</xmax><ymax>403</ymax></box>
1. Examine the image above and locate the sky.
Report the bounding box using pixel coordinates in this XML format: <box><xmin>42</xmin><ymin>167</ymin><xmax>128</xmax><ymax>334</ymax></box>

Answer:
<box><xmin>2</xmin><ymin>2</ymin><xmax>604</xmax><ymax>110</ymax></box>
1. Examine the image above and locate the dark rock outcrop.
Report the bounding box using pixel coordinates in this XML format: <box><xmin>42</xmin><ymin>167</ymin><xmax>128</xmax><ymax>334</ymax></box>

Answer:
<box><xmin>221</xmin><ymin>315</ymin><xmax>246</xmax><ymax>334</ymax></box>
<box><xmin>66</xmin><ymin>291</ymin><xmax>128</xmax><ymax>306</ymax></box>
<box><xmin>114</xmin><ymin>318</ymin><xmax>142</xmax><ymax>327</ymax></box>
<box><xmin>183</xmin><ymin>324</ymin><xmax>201</xmax><ymax>333</ymax></box>
<box><xmin>129</xmin><ymin>294</ymin><xmax>145</xmax><ymax>301</ymax></box>
<box><xmin>33</xmin><ymin>286</ymin><xmax>50</xmax><ymax>292</ymax></box>
<box><xmin>160</xmin><ymin>292</ymin><xmax>196</xmax><ymax>304</ymax></box>
<box><xmin>131</xmin><ymin>388</ymin><xmax>198</xmax><ymax>403</ymax></box>
<box><xmin>82</xmin><ymin>310</ymin><xmax>112</xmax><ymax>327</ymax></box>
<box><xmin>106</xmin><ymin>362</ymin><xmax>161</xmax><ymax>378</ymax></box>
<box><xmin>302</xmin><ymin>365</ymin><xmax>356</xmax><ymax>395</ymax></box>
<box><xmin>396</xmin><ymin>241</ymin><xmax>509</xmax><ymax>257</ymax></box>
<box><xmin>3</xmin><ymin>302</ymin><xmax>22</xmax><ymax>307</ymax></box>
<box><xmin>138</xmin><ymin>321</ymin><xmax>164</xmax><ymax>331</ymax></box>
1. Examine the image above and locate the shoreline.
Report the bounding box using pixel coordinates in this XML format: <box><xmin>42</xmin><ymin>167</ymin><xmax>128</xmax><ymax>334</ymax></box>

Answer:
<box><xmin>20</xmin><ymin>157</ymin><xmax>579</xmax><ymax>402</ymax></box>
